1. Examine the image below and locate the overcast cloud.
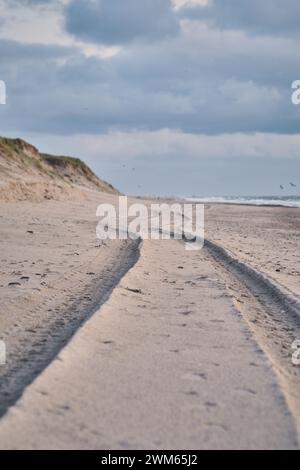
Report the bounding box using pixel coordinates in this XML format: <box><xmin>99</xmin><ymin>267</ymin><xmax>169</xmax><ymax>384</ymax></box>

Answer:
<box><xmin>65</xmin><ymin>0</ymin><xmax>179</xmax><ymax>45</ymax></box>
<box><xmin>180</xmin><ymin>0</ymin><xmax>300</xmax><ymax>37</ymax></box>
<box><xmin>0</xmin><ymin>0</ymin><xmax>299</xmax><ymax>195</ymax></box>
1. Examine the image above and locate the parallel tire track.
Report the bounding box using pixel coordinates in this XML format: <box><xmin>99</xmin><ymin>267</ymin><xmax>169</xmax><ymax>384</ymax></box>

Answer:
<box><xmin>202</xmin><ymin>238</ymin><xmax>300</xmax><ymax>438</ymax></box>
<box><xmin>0</xmin><ymin>238</ymin><xmax>141</xmax><ymax>418</ymax></box>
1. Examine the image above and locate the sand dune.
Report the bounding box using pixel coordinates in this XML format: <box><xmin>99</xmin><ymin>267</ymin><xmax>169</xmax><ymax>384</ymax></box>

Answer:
<box><xmin>0</xmin><ymin>137</ymin><xmax>118</xmax><ymax>202</ymax></box>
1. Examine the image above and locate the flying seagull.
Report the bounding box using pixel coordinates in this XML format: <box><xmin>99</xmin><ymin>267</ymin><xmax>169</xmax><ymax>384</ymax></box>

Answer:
<box><xmin>280</xmin><ymin>185</ymin><xmax>284</xmax><ymax>190</ymax></box>
<box><xmin>290</xmin><ymin>182</ymin><xmax>297</xmax><ymax>187</ymax></box>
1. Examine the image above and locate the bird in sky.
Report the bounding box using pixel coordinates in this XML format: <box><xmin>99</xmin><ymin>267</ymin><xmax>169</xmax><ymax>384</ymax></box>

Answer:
<box><xmin>280</xmin><ymin>185</ymin><xmax>284</xmax><ymax>190</ymax></box>
<box><xmin>290</xmin><ymin>182</ymin><xmax>297</xmax><ymax>187</ymax></box>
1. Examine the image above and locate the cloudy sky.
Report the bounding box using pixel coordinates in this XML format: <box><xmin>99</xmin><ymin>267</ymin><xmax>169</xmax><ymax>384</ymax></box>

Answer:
<box><xmin>0</xmin><ymin>0</ymin><xmax>300</xmax><ymax>196</ymax></box>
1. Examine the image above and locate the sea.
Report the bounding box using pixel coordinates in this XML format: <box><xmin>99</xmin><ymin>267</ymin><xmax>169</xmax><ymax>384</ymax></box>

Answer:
<box><xmin>185</xmin><ymin>196</ymin><xmax>300</xmax><ymax>208</ymax></box>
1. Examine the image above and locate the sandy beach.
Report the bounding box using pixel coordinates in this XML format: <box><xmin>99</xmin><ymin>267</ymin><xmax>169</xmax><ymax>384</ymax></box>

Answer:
<box><xmin>0</xmin><ymin>189</ymin><xmax>299</xmax><ymax>449</ymax></box>
<box><xmin>1</xmin><ymin>0</ymin><xmax>300</xmax><ymax>455</ymax></box>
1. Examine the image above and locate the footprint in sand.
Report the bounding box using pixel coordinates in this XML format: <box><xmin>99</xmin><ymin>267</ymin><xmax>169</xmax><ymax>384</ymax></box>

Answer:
<box><xmin>185</xmin><ymin>390</ymin><xmax>199</xmax><ymax>396</ymax></box>
<box><xmin>205</xmin><ymin>422</ymin><xmax>227</xmax><ymax>432</ymax></box>
<box><xmin>180</xmin><ymin>310</ymin><xmax>193</xmax><ymax>316</ymax></box>
<box><xmin>205</xmin><ymin>401</ymin><xmax>218</xmax><ymax>408</ymax></box>
<box><xmin>182</xmin><ymin>372</ymin><xmax>207</xmax><ymax>381</ymax></box>
<box><xmin>170</xmin><ymin>349</ymin><xmax>180</xmax><ymax>354</ymax></box>
<box><xmin>235</xmin><ymin>387</ymin><xmax>257</xmax><ymax>396</ymax></box>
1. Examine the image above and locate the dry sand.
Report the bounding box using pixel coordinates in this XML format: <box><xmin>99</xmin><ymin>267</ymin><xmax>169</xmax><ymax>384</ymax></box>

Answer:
<box><xmin>205</xmin><ymin>204</ymin><xmax>300</xmax><ymax>297</ymax></box>
<box><xmin>0</xmin><ymin>195</ymin><xmax>300</xmax><ymax>449</ymax></box>
<box><xmin>0</xmin><ymin>190</ymin><xmax>138</xmax><ymax>415</ymax></box>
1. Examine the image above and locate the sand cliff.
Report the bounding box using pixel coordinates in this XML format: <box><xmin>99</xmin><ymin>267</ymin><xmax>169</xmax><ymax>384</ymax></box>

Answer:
<box><xmin>0</xmin><ymin>137</ymin><xmax>118</xmax><ymax>203</ymax></box>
